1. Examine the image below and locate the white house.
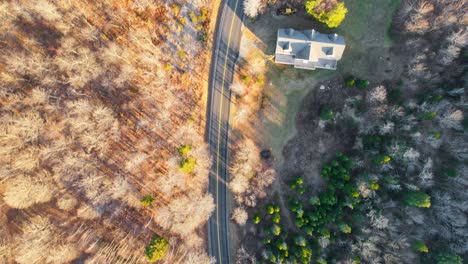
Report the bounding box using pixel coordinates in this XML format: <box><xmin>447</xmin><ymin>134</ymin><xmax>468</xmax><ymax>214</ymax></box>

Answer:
<box><xmin>275</xmin><ymin>28</ymin><xmax>346</xmax><ymax>70</ymax></box>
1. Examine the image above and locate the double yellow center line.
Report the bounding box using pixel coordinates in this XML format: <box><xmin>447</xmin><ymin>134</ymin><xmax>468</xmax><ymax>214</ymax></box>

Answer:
<box><xmin>215</xmin><ymin>0</ymin><xmax>240</xmax><ymax>263</ymax></box>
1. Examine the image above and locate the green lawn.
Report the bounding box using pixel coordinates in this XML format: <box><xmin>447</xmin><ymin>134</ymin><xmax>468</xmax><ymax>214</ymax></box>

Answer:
<box><xmin>258</xmin><ymin>0</ymin><xmax>402</xmax><ymax>161</ymax></box>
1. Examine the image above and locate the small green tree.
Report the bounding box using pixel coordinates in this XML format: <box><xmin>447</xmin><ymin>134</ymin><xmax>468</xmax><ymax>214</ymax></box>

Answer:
<box><xmin>369</xmin><ymin>181</ymin><xmax>380</xmax><ymax>190</ymax></box>
<box><xmin>404</xmin><ymin>191</ymin><xmax>431</xmax><ymax>208</ymax></box>
<box><xmin>179</xmin><ymin>157</ymin><xmax>196</xmax><ymax>173</ymax></box>
<box><xmin>411</xmin><ymin>240</ymin><xmax>429</xmax><ymax>253</ymax></box>
<box><xmin>264</xmin><ymin>251</ymin><xmax>277</xmax><ymax>263</ymax></box>
<box><xmin>145</xmin><ymin>235</ymin><xmax>169</xmax><ymax>262</ymax></box>
<box><xmin>294</xmin><ymin>236</ymin><xmax>307</xmax><ymax>247</ymax></box>
<box><xmin>320</xmin><ymin>108</ymin><xmax>334</xmax><ymax>120</ymax></box>
<box><xmin>272</xmin><ymin>212</ymin><xmax>281</xmax><ymax>224</ymax></box>
<box><xmin>338</xmin><ymin>223</ymin><xmax>352</xmax><ymax>233</ymax></box>
<box><xmin>441</xmin><ymin>168</ymin><xmax>458</xmax><ymax>178</ymax></box>
<box><xmin>265</xmin><ymin>204</ymin><xmax>275</xmax><ymax>215</ymax></box>
<box><xmin>295</xmin><ymin>246</ymin><xmax>312</xmax><ymax>263</ymax></box>
<box><xmin>374</xmin><ymin>155</ymin><xmax>391</xmax><ymax>164</ymax></box>
<box><xmin>297</xmin><ymin>185</ymin><xmax>306</xmax><ymax>194</ymax></box>
<box><xmin>274</xmin><ymin>205</ymin><xmax>280</xmax><ymax>213</ymax></box>
<box><xmin>177</xmin><ymin>145</ymin><xmax>192</xmax><ymax>155</ymax></box>
<box><xmin>355</xmin><ymin>79</ymin><xmax>369</xmax><ymax>89</ymax></box>
<box><xmin>305</xmin><ymin>0</ymin><xmax>347</xmax><ymax>28</ymax></box>
<box><xmin>178</xmin><ymin>145</ymin><xmax>196</xmax><ymax>173</ymax></box>
<box><xmin>253</xmin><ymin>212</ymin><xmax>261</xmax><ymax>224</ymax></box>
<box><xmin>423</xmin><ymin>111</ymin><xmax>437</xmax><ymax>120</ymax></box>
<box><xmin>271</xmin><ymin>224</ymin><xmax>281</xmax><ymax>236</ymax></box>
<box><xmin>275</xmin><ymin>240</ymin><xmax>288</xmax><ymax>251</ymax></box>
<box><xmin>434</xmin><ymin>252</ymin><xmax>462</xmax><ymax>264</ymax></box>
<box><xmin>141</xmin><ymin>195</ymin><xmax>155</xmax><ymax>206</ymax></box>
<box><xmin>345</xmin><ymin>76</ymin><xmax>356</xmax><ymax>87</ymax></box>
<box><xmin>293</xmin><ymin>176</ymin><xmax>304</xmax><ymax>186</ymax></box>
<box><xmin>309</xmin><ymin>196</ymin><xmax>320</xmax><ymax>205</ymax></box>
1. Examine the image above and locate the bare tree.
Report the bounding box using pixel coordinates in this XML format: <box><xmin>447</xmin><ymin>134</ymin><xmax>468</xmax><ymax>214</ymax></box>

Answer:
<box><xmin>231</xmin><ymin>207</ymin><xmax>248</xmax><ymax>226</ymax></box>
<box><xmin>3</xmin><ymin>175</ymin><xmax>54</xmax><ymax>209</ymax></box>
<box><xmin>243</xmin><ymin>0</ymin><xmax>262</xmax><ymax>18</ymax></box>
<box><xmin>57</xmin><ymin>194</ymin><xmax>78</xmax><ymax>211</ymax></box>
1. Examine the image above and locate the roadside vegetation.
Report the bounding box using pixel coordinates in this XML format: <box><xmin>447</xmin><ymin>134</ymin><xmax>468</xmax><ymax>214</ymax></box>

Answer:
<box><xmin>0</xmin><ymin>0</ymin><xmax>216</xmax><ymax>263</ymax></box>
<box><xmin>234</xmin><ymin>0</ymin><xmax>467</xmax><ymax>263</ymax></box>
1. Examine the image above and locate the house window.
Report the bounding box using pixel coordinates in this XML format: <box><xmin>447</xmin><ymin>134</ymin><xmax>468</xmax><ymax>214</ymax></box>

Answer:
<box><xmin>323</xmin><ymin>47</ymin><xmax>334</xmax><ymax>57</ymax></box>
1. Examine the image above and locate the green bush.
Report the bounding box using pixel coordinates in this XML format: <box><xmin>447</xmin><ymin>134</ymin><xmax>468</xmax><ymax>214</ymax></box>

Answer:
<box><xmin>411</xmin><ymin>240</ymin><xmax>429</xmax><ymax>253</ymax></box>
<box><xmin>404</xmin><ymin>191</ymin><xmax>431</xmax><ymax>208</ymax></box>
<box><xmin>317</xmin><ymin>258</ymin><xmax>327</xmax><ymax>264</ymax></box>
<box><xmin>265</xmin><ymin>204</ymin><xmax>275</xmax><ymax>214</ymax></box>
<box><xmin>431</xmin><ymin>131</ymin><xmax>442</xmax><ymax>139</ymax></box>
<box><xmin>296</xmin><ymin>247</ymin><xmax>312</xmax><ymax>263</ymax></box>
<box><xmin>441</xmin><ymin>168</ymin><xmax>458</xmax><ymax>178</ymax></box>
<box><xmin>199</xmin><ymin>30</ymin><xmax>209</xmax><ymax>42</ymax></box>
<box><xmin>434</xmin><ymin>252</ymin><xmax>462</xmax><ymax>264</ymax></box>
<box><xmin>178</xmin><ymin>145</ymin><xmax>192</xmax><ymax>155</ymax></box>
<box><xmin>338</xmin><ymin>223</ymin><xmax>352</xmax><ymax>233</ymax></box>
<box><xmin>388</xmin><ymin>87</ymin><xmax>402</xmax><ymax>102</ymax></box>
<box><xmin>271</xmin><ymin>224</ymin><xmax>282</xmax><ymax>236</ymax></box>
<box><xmin>272</xmin><ymin>212</ymin><xmax>281</xmax><ymax>224</ymax></box>
<box><xmin>253</xmin><ymin>212</ymin><xmax>261</xmax><ymax>224</ymax></box>
<box><xmin>294</xmin><ymin>236</ymin><xmax>307</xmax><ymax>247</ymax></box>
<box><xmin>355</xmin><ymin>79</ymin><xmax>370</xmax><ymax>89</ymax></box>
<box><xmin>423</xmin><ymin>111</ymin><xmax>437</xmax><ymax>120</ymax></box>
<box><xmin>320</xmin><ymin>108</ymin><xmax>334</xmax><ymax>120</ymax></box>
<box><xmin>145</xmin><ymin>235</ymin><xmax>169</xmax><ymax>262</ymax></box>
<box><xmin>305</xmin><ymin>0</ymin><xmax>348</xmax><ymax>28</ymax></box>
<box><xmin>362</xmin><ymin>135</ymin><xmax>384</xmax><ymax>150</ymax></box>
<box><xmin>140</xmin><ymin>195</ymin><xmax>155</xmax><ymax>206</ymax></box>
<box><xmin>274</xmin><ymin>205</ymin><xmax>280</xmax><ymax>213</ymax></box>
<box><xmin>264</xmin><ymin>251</ymin><xmax>277</xmax><ymax>262</ymax></box>
<box><xmin>345</xmin><ymin>76</ymin><xmax>356</xmax><ymax>87</ymax></box>
<box><xmin>297</xmin><ymin>185</ymin><xmax>306</xmax><ymax>194</ymax></box>
<box><xmin>374</xmin><ymin>155</ymin><xmax>391</xmax><ymax>164</ymax></box>
<box><xmin>179</xmin><ymin>157</ymin><xmax>196</xmax><ymax>173</ymax></box>
<box><xmin>178</xmin><ymin>145</ymin><xmax>196</xmax><ymax>173</ymax></box>
<box><xmin>369</xmin><ymin>181</ymin><xmax>380</xmax><ymax>190</ymax></box>
<box><xmin>309</xmin><ymin>196</ymin><xmax>320</xmax><ymax>205</ymax></box>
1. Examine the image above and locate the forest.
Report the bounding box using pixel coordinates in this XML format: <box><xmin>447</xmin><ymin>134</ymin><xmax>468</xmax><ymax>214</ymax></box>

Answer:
<box><xmin>0</xmin><ymin>0</ymin><xmax>216</xmax><ymax>263</ymax></box>
<box><xmin>232</xmin><ymin>0</ymin><xmax>467</xmax><ymax>263</ymax></box>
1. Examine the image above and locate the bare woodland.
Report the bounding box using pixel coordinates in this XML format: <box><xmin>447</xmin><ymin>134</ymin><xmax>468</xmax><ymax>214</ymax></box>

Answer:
<box><xmin>0</xmin><ymin>0</ymin><xmax>215</xmax><ymax>263</ymax></box>
<box><xmin>232</xmin><ymin>0</ymin><xmax>467</xmax><ymax>263</ymax></box>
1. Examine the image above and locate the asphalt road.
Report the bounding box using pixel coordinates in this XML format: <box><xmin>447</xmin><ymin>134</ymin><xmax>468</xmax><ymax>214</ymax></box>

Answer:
<box><xmin>207</xmin><ymin>0</ymin><xmax>244</xmax><ymax>263</ymax></box>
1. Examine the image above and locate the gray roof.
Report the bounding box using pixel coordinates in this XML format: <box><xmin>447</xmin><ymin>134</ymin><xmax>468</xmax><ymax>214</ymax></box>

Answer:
<box><xmin>274</xmin><ymin>28</ymin><xmax>345</xmax><ymax>70</ymax></box>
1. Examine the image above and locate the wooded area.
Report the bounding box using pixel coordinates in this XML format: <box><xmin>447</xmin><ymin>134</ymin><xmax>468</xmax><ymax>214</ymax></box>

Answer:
<box><xmin>0</xmin><ymin>0</ymin><xmax>215</xmax><ymax>263</ymax></box>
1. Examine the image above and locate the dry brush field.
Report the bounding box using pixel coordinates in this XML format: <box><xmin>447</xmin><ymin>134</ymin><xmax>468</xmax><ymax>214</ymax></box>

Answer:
<box><xmin>0</xmin><ymin>0</ymin><xmax>216</xmax><ymax>263</ymax></box>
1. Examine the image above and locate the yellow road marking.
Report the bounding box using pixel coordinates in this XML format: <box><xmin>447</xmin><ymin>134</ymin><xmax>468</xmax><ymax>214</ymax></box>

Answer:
<box><xmin>215</xmin><ymin>0</ymin><xmax>239</xmax><ymax>263</ymax></box>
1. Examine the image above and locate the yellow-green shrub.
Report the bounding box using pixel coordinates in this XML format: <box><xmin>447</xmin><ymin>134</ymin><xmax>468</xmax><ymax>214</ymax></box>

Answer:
<box><xmin>305</xmin><ymin>0</ymin><xmax>348</xmax><ymax>28</ymax></box>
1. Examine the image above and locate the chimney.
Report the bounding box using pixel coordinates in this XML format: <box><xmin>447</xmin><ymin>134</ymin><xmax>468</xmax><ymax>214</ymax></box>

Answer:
<box><xmin>328</xmin><ymin>33</ymin><xmax>338</xmax><ymax>41</ymax></box>
<box><xmin>311</xmin><ymin>29</ymin><xmax>316</xmax><ymax>39</ymax></box>
<box><xmin>287</xmin><ymin>28</ymin><xmax>294</xmax><ymax>36</ymax></box>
